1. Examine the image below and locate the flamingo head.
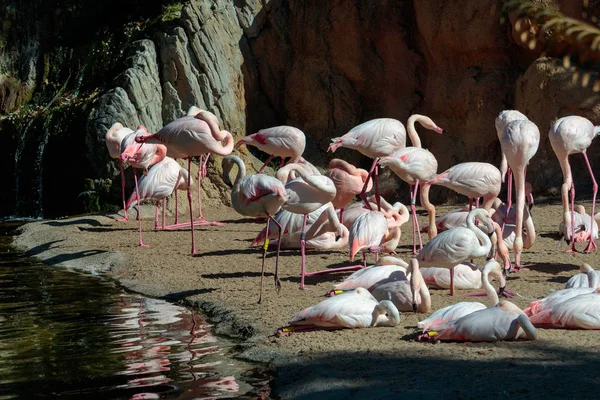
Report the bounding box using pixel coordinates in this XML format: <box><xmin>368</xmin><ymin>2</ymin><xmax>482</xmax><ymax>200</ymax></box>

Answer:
<box><xmin>328</xmin><ymin>138</ymin><xmax>343</xmax><ymax>153</ymax></box>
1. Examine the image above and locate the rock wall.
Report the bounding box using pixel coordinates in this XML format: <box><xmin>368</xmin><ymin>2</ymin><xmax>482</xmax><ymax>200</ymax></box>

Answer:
<box><xmin>2</xmin><ymin>0</ymin><xmax>600</xmax><ymax>217</ymax></box>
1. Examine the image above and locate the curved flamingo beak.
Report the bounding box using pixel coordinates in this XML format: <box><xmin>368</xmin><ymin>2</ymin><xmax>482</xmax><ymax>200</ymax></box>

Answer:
<box><xmin>435</xmin><ymin>127</ymin><xmax>446</xmax><ymax>134</ymax></box>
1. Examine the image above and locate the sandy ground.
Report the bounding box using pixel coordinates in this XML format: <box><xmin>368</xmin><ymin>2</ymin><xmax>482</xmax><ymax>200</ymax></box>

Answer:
<box><xmin>13</xmin><ymin>199</ymin><xmax>600</xmax><ymax>399</ymax></box>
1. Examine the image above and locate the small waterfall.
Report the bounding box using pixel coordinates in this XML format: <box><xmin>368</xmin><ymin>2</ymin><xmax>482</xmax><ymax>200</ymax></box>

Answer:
<box><xmin>12</xmin><ymin>115</ymin><xmax>41</xmax><ymax>219</ymax></box>
<box><xmin>35</xmin><ymin>113</ymin><xmax>54</xmax><ymax>217</ymax></box>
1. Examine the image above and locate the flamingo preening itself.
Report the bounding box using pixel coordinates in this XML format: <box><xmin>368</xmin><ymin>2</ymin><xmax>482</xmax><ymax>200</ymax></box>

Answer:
<box><xmin>105</xmin><ymin>122</ymin><xmax>134</xmax><ymax>221</ymax></box>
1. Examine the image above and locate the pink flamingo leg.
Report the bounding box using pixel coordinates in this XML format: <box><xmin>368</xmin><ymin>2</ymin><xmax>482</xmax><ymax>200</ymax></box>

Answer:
<box><xmin>449</xmin><ymin>266</ymin><xmax>455</xmax><ymax>296</ymax></box>
<box><xmin>410</xmin><ymin>181</ymin><xmax>423</xmax><ymax>254</ymax></box>
<box><xmin>468</xmin><ymin>198</ymin><xmax>473</xmax><ymax>212</ymax></box>
<box><xmin>339</xmin><ymin>208</ymin><xmax>345</xmax><ymax>226</ymax></box>
<box><xmin>475</xmin><ymin>198</ymin><xmax>480</xmax><ymax>208</ymax></box>
<box><xmin>197</xmin><ymin>155</ymin><xmax>204</xmax><ymax>220</ymax></box>
<box><xmin>133</xmin><ymin>168</ymin><xmax>147</xmax><ymax>247</ymax></box>
<box><xmin>360</xmin><ymin>159</ymin><xmax>378</xmax><ymax>210</ymax></box>
<box><xmin>502</xmin><ymin>168</ymin><xmax>513</xmax><ymax>233</ymax></box>
<box><xmin>187</xmin><ymin>158</ymin><xmax>197</xmax><ymax>255</ymax></box>
<box><xmin>154</xmin><ymin>201</ymin><xmax>159</xmax><ymax>231</ymax></box>
<box><xmin>583</xmin><ymin>152</ymin><xmax>598</xmax><ymax>253</ymax></box>
<box><xmin>174</xmin><ymin>189</ymin><xmax>179</xmax><ymax>225</ymax></box>
<box><xmin>202</xmin><ymin>153</ymin><xmax>211</xmax><ymax>177</ymax></box>
<box><xmin>162</xmin><ymin>198</ymin><xmax>166</xmax><ymax>229</ymax></box>
<box><xmin>566</xmin><ymin>182</ymin><xmax>578</xmax><ymax>253</ymax></box>
<box><xmin>374</xmin><ymin>163</ymin><xmax>381</xmax><ymax>211</ymax></box>
<box><xmin>256</xmin><ymin>155</ymin><xmax>275</xmax><ymax>174</ymax></box>
<box><xmin>300</xmin><ymin>214</ymin><xmax>311</xmax><ymax>290</ymax></box>
<box><xmin>258</xmin><ymin>220</ymin><xmax>270</xmax><ymax>304</ymax></box>
<box><xmin>272</xmin><ymin>216</ymin><xmax>283</xmax><ymax>293</ymax></box>
<box><xmin>115</xmin><ymin>159</ymin><xmax>129</xmax><ymax>222</ymax></box>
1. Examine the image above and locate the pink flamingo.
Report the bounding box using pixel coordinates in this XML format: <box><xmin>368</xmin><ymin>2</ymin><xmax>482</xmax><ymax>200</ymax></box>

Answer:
<box><xmin>499</xmin><ymin>119</ymin><xmax>540</xmax><ymax>270</ymax></box>
<box><xmin>280</xmin><ymin>165</ymin><xmax>364</xmax><ymax>289</ymax></box>
<box><xmin>424</xmin><ymin>162</ymin><xmax>501</xmax><ymax>223</ymax></box>
<box><xmin>349</xmin><ymin>210</ymin><xmax>402</xmax><ymax>266</ymax></box>
<box><xmin>558</xmin><ymin>204</ymin><xmax>599</xmax><ymax>250</ymax></box>
<box><xmin>427</xmin><ymin>300</ymin><xmax>537</xmax><ymax>342</ymax></box>
<box><xmin>105</xmin><ymin>122</ymin><xmax>134</xmax><ymax>221</ymax></box>
<box><xmin>324</xmin><ymin>159</ymin><xmax>372</xmax><ymax>224</ymax></box>
<box><xmin>565</xmin><ymin>263</ymin><xmax>600</xmax><ymax>289</ymax></box>
<box><xmin>123</xmin><ymin>157</ymin><xmax>191</xmax><ymax>246</ymax></box>
<box><xmin>135</xmin><ymin>115</ymin><xmax>234</xmax><ymax>254</ymax></box>
<box><xmin>416</xmin><ymin>208</ymin><xmax>494</xmax><ymax>296</ymax></box>
<box><xmin>371</xmin><ymin>258</ymin><xmax>432</xmax><ymax>313</ymax></box>
<box><xmin>418</xmin><ymin>259</ymin><xmax>508</xmax><ymax>332</ymax></box>
<box><xmin>281</xmin><ymin>287</ymin><xmax>400</xmax><ymax>333</ymax></box>
<box><xmin>549</xmin><ymin>115</ymin><xmax>600</xmax><ymax>253</ymax></box>
<box><xmin>235</xmin><ymin>126</ymin><xmax>306</xmax><ymax>173</ymax></box>
<box><xmin>341</xmin><ymin>196</ymin><xmax>409</xmax><ymax>231</ymax></box>
<box><xmin>331</xmin><ymin>256</ymin><xmax>409</xmax><ymax>292</ymax></box>
<box><xmin>491</xmin><ymin>194</ymin><xmax>536</xmax><ymax>255</ymax></box>
<box><xmin>528</xmin><ymin>288</ymin><xmax>600</xmax><ymax>329</ymax></box>
<box><xmin>379</xmin><ymin>114</ymin><xmax>444</xmax><ymax>251</ymax></box>
<box><xmin>328</xmin><ymin>118</ymin><xmax>407</xmax><ymax>210</ymax></box>
<box><xmin>221</xmin><ymin>155</ymin><xmax>287</xmax><ymax>303</ymax></box>
<box><xmin>495</xmin><ymin>110</ymin><xmax>529</xmax><ymax>206</ymax></box>
<box><xmin>420</xmin><ymin>262</ymin><xmax>481</xmax><ymax>290</ymax></box>
<box><xmin>523</xmin><ymin>286</ymin><xmax>596</xmax><ymax>316</ymax></box>
<box><xmin>120</xmin><ymin>127</ymin><xmax>167</xmax><ymax>246</ymax></box>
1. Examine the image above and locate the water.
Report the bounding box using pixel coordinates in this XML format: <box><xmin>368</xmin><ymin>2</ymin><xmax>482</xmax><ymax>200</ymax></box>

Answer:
<box><xmin>0</xmin><ymin>223</ymin><xmax>270</xmax><ymax>399</ymax></box>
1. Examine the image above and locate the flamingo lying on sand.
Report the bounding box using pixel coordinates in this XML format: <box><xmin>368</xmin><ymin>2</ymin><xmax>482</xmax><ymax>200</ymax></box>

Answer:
<box><xmin>565</xmin><ymin>263</ymin><xmax>600</xmax><ymax>289</ymax></box>
<box><xmin>135</xmin><ymin>114</ymin><xmax>234</xmax><ymax>254</ymax></box>
<box><xmin>371</xmin><ymin>258</ymin><xmax>431</xmax><ymax>313</ymax></box>
<box><xmin>124</xmin><ymin>157</ymin><xmax>191</xmax><ymax>246</ymax></box>
<box><xmin>279</xmin><ymin>287</ymin><xmax>400</xmax><ymax>334</ymax></box>
<box><xmin>324</xmin><ymin>159</ymin><xmax>372</xmax><ymax>224</ymax></box>
<box><xmin>549</xmin><ymin>115</ymin><xmax>600</xmax><ymax>253</ymax></box>
<box><xmin>418</xmin><ymin>259</ymin><xmax>507</xmax><ymax>332</ymax></box>
<box><xmin>330</xmin><ymin>256</ymin><xmax>409</xmax><ymax>293</ymax></box>
<box><xmin>349</xmin><ymin>211</ymin><xmax>401</xmax><ymax>266</ymax></box>
<box><xmin>420</xmin><ymin>262</ymin><xmax>481</xmax><ymax>290</ymax></box>
<box><xmin>341</xmin><ymin>196</ymin><xmax>409</xmax><ymax>231</ymax></box>
<box><xmin>379</xmin><ymin>114</ymin><xmax>445</xmax><ymax>250</ymax></box>
<box><xmin>105</xmin><ymin>122</ymin><xmax>134</xmax><ymax>221</ymax></box>
<box><xmin>523</xmin><ymin>285</ymin><xmax>597</xmax><ymax>316</ymax></box>
<box><xmin>328</xmin><ymin>118</ymin><xmax>407</xmax><ymax>211</ymax></box>
<box><xmin>528</xmin><ymin>288</ymin><xmax>600</xmax><ymax>329</ymax></box>
<box><xmin>235</xmin><ymin>126</ymin><xmax>306</xmax><ymax>174</ymax></box>
<box><xmin>559</xmin><ymin>204</ymin><xmax>599</xmax><ymax>250</ymax></box>
<box><xmin>499</xmin><ymin>119</ymin><xmax>540</xmax><ymax>270</ymax></box>
<box><xmin>222</xmin><ymin>155</ymin><xmax>287</xmax><ymax>303</ymax></box>
<box><xmin>425</xmin><ymin>300</ymin><xmax>537</xmax><ymax>342</ymax></box>
<box><xmin>416</xmin><ymin>208</ymin><xmax>495</xmax><ymax>296</ymax></box>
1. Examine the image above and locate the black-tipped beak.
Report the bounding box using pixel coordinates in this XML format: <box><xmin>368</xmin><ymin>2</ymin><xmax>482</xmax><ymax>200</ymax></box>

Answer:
<box><xmin>499</xmin><ymin>286</ymin><xmax>506</xmax><ymax>296</ymax></box>
<box><xmin>335</xmin><ymin>234</ymin><xmax>341</xmax><ymax>242</ymax></box>
<box><xmin>224</xmin><ymin>178</ymin><xmax>233</xmax><ymax>189</ymax></box>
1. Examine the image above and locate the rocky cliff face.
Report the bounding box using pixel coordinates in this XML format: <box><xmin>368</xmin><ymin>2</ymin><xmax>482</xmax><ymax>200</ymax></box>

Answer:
<box><xmin>1</xmin><ymin>0</ymin><xmax>600</xmax><ymax>218</ymax></box>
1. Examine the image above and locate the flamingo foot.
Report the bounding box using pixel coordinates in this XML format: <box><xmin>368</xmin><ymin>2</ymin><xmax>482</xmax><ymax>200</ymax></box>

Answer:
<box><xmin>508</xmin><ymin>264</ymin><xmax>529</xmax><ymax>273</ymax></box>
<box><xmin>584</xmin><ymin>240</ymin><xmax>597</xmax><ymax>253</ymax></box>
<box><xmin>115</xmin><ymin>217</ymin><xmax>128</xmax><ymax>222</ymax></box>
<box><xmin>139</xmin><ymin>243</ymin><xmax>148</xmax><ymax>247</ymax></box>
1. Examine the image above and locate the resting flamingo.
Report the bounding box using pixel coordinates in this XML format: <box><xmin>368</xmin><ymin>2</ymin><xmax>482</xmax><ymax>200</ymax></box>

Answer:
<box><xmin>549</xmin><ymin>115</ymin><xmax>600</xmax><ymax>253</ymax></box>
<box><xmin>528</xmin><ymin>288</ymin><xmax>600</xmax><ymax>329</ymax></box>
<box><xmin>523</xmin><ymin>286</ymin><xmax>596</xmax><ymax>316</ymax></box>
<box><xmin>418</xmin><ymin>259</ymin><xmax>507</xmax><ymax>332</ymax></box>
<box><xmin>324</xmin><ymin>159</ymin><xmax>372</xmax><ymax>224</ymax></box>
<box><xmin>495</xmin><ymin>110</ymin><xmax>529</xmax><ymax>205</ymax></box>
<box><xmin>420</xmin><ymin>262</ymin><xmax>481</xmax><ymax>290</ymax></box>
<box><xmin>349</xmin><ymin>211</ymin><xmax>401</xmax><ymax>266</ymax></box>
<box><xmin>330</xmin><ymin>256</ymin><xmax>409</xmax><ymax>293</ymax></box>
<box><xmin>424</xmin><ymin>162</ymin><xmax>501</xmax><ymax>220</ymax></box>
<box><xmin>105</xmin><ymin>122</ymin><xmax>134</xmax><ymax>221</ymax></box>
<box><xmin>120</xmin><ymin>126</ymin><xmax>167</xmax><ymax>246</ymax></box>
<box><xmin>416</xmin><ymin>208</ymin><xmax>494</xmax><ymax>296</ymax></box>
<box><xmin>135</xmin><ymin>114</ymin><xmax>234</xmax><ymax>254</ymax></box>
<box><xmin>426</xmin><ymin>300</ymin><xmax>537</xmax><ymax>342</ymax></box>
<box><xmin>328</xmin><ymin>118</ymin><xmax>407</xmax><ymax>210</ymax></box>
<box><xmin>499</xmin><ymin>119</ymin><xmax>540</xmax><ymax>270</ymax></box>
<box><xmin>379</xmin><ymin>114</ymin><xmax>445</xmax><ymax>250</ymax></box>
<box><xmin>559</xmin><ymin>204</ymin><xmax>599</xmax><ymax>250</ymax></box>
<box><xmin>341</xmin><ymin>196</ymin><xmax>409</xmax><ymax>232</ymax></box>
<box><xmin>222</xmin><ymin>155</ymin><xmax>287</xmax><ymax>303</ymax></box>
<box><xmin>371</xmin><ymin>258</ymin><xmax>431</xmax><ymax>313</ymax></box>
<box><xmin>279</xmin><ymin>287</ymin><xmax>400</xmax><ymax>334</ymax></box>
<box><xmin>235</xmin><ymin>126</ymin><xmax>306</xmax><ymax>174</ymax></box>
<box><xmin>123</xmin><ymin>157</ymin><xmax>190</xmax><ymax>246</ymax></box>
<box><xmin>565</xmin><ymin>263</ymin><xmax>600</xmax><ymax>289</ymax></box>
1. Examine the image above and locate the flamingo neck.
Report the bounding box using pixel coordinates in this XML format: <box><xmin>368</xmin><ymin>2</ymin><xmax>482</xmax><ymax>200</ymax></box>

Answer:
<box><xmin>407</xmin><ymin>114</ymin><xmax>423</xmax><ymax>148</ymax></box>
<box><xmin>466</xmin><ymin>211</ymin><xmax>492</xmax><ymax>257</ymax></box>
<box><xmin>482</xmin><ymin>268</ymin><xmax>499</xmax><ymax>306</ymax></box>
<box><xmin>149</xmin><ymin>145</ymin><xmax>167</xmax><ymax>166</ymax></box>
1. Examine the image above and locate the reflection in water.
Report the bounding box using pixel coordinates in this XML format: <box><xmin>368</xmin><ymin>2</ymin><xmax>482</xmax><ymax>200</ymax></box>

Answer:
<box><xmin>0</xmin><ymin>224</ymin><xmax>269</xmax><ymax>399</ymax></box>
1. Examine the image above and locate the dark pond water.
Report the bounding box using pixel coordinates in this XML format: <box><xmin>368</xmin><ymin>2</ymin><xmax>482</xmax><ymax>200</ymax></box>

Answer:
<box><xmin>0</xmin><ymin>223</ymin><xmax>270</xmax><ymax>399</ymax></box>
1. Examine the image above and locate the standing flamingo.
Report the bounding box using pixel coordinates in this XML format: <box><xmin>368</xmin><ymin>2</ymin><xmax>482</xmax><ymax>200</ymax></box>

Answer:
<box><xmin>328</xmin><ymin>118</ymin><xmax>407</xmax><ymax>210</ymax></box>
<box><xmin>427</xmin><ymin>300</ymin><xmax>537</xmax><ymax>342</ymax></box>
<box><xmin>378</xmin><ymin>114</ymin><xmax>444</xmax><ymax>251</ymax></box>
<box><xmin>235</xmin><ymin>126</ymin><xmax>306</xmax><ymax>173</ymax></box>
<box><xmin>418</xmin><ymin>259</ymin><xmax>508</xmax><ymax>332</ymax></box>
<box><xmin>135</xmin><ymin>114</ymin><xmax>234</xmax><ymax>254</ymax></box>
<box><xmin>324</xmin><ymin>159</ymin><xmax>372</xmax><ymax>224</ymax></box>
<box><xmin>549</xmin><ymin>116</ymin><xmax>600</xmax><ymax>253</ymax></box>
<box><xmin>349</xmin><ymin>210</ymin><xmax>402</xmax><ymax>266</ymax></box>
<box><xmin>495</xmin><ymin>110</ymin><xmax>529</xmax><ymax>206</ymax></box>
<box><xmin>280</xmin><ymin>165</ymin><xmax>364</xmax><ymax>289</ymax></box>
<box><xmin>105</xmin><ymin>122</ymin><xmax>134</xmax><ymax>221</ymax></box>
<box><xmin>222</xmin><ymin>155</ymin><xmax>287</xmax><ymax>303</ymax></box>
<box><xmin>281</xmin><ymin>287</ymin><xmax>401</xmax><ymax>333</ymax></box>
<box><xmin>500</xmin><ymin>119</ymin><xmax>540</xmax><ymax>270</ymax></box>
<box><xmin>123</xmin><ymin>157</ymin><xmax>191</xmax><ymax>246</ymax></box>
<box><xmin>416</xmin><ymin>208</ymin><xmax>494</xmax><ymax>296</ymax></box>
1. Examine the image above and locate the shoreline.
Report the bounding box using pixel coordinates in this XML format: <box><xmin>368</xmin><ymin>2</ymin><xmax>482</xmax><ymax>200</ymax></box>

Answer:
<box><xmin>12</xmin><ymin>202</ymin><xmax>600</xmax><ymax>399</ymax></box>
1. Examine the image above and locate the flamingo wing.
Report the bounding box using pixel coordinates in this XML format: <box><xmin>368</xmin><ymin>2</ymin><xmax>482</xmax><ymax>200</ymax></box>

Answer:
<box><xmin>333</xmin><ymin>265</ymin><xmax>408</xmax><ymax>291</ymax></box>
<box><xmin>435</xmin><ymin>307</ymin><xmax>521</xmax><ymax>342</ymax></box>
<box><xmin>418</xmin><ymin>302</ymin><xmax>486</xmax><ymax>332</ymax></box>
